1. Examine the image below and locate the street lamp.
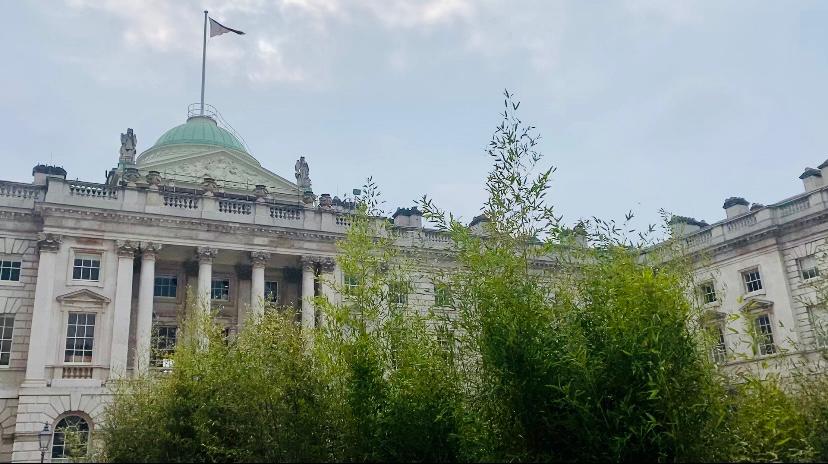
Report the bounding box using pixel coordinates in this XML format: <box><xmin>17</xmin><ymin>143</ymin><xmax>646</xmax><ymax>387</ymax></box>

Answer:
<box><xmin>38</xmin><ymin>423</ymin><xmax>50</xmax><ymax>463</ymax></box>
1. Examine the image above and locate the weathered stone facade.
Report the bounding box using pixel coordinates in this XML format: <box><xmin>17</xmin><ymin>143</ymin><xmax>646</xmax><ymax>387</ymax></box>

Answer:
<box><xmin>1</xmin><ymin>109</ymin><xmax>827</xmax><ymax>461</ymax></box>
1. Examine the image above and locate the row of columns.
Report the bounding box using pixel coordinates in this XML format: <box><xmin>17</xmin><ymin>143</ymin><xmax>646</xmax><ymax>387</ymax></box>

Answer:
<box><xmin>22</xmin><ymin>236</ymin><xmax>339</xmax><ymax>385</ymax></box>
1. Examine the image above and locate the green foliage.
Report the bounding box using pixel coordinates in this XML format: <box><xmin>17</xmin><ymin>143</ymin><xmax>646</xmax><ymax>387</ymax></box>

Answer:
<box><xmin>99</xmin><ymin>90</ymin><xmax>828</xmax><ymax>462</ymax></box>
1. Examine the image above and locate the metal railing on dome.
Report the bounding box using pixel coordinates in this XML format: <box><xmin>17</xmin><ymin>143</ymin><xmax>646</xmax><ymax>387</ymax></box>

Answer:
<box><xmin>187</xmin><ymin>103</ymin><xmax>252</xmax><ymax>153</ymax></box>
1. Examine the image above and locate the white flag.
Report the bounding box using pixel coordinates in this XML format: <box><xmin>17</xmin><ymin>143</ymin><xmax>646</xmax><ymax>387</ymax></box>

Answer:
<box><xmin>209</xmin><ymin>18</ymin><xmax>245</xmax><ymax>37</ymax></box>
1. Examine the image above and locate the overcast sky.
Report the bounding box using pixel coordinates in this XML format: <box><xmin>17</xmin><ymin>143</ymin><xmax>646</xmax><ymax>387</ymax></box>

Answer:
<box><xmin>2</xmin><ymin>1</ymin><xmax>828</xmax><ymax>229</ymax></box>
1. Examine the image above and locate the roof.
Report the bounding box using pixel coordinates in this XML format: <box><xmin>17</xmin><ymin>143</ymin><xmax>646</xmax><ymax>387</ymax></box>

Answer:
<box><xmin>151</xmin><ymin>116</ymin><xmax>247</xmax><ymax>153</ymax></box>
<box><xmin>799</xmin><ymin>167</ymin><xmax>822</xmax><ymax>179</ymax></box>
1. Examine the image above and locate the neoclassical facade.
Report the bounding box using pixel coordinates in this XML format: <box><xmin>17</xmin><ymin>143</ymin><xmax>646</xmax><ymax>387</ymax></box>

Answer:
<box><xmin>0</xmin><ymin>105</ymin><xmax>827</xmax><ymax>461</ymax></box>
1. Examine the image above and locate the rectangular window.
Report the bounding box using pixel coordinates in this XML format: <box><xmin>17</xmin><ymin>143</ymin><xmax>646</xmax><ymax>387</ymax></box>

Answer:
<box><xmin>389</xmin><ymin>282</ymin><xmax>408</xmax><ymax>306</ymax></box>
<box><xmin>72</xmin><ymin>254</ymin><xmax>101</xmax><ymax>281</ymax></box>
<box><xmin>799</xmin><ymin>255</ymin><xmax>820</xmax><ymax>281</ymax></box>
<box><xmin>151</xmin><ymin>326</ymin><xmax>177</xmax><ymax>368</ymax></box>
<box><xmin>809</xmin><ymin>306</ymin><xmax>828</xmax><ymax>348</ymax></box>
<box><xmin>64</xmin><ymin>313</ymin><xmax>95</xmax><ymax>363</ymax></box>
<box><xmin>0</xmin><ymin>315</ymin><xmax>13</xmax><ymax>366</ymax></box>
<box><xmin>344</xmin><ymin>274</ymin><xmax>361</xmax><ymax>295</ymax></box>
<box><xmin>699</xmin><ymin>282</ymin><xmax>717</xmax><ymax>304</ymax></box>
<box><xmin>708</xmin><ymin>324</ymin><xmax>726</xmax><ymax>364</ymax></box>
<box><xmin>211</xmin><ymin>279</ymin><xmax>230</xmax><ymax>300</ymax></box>
<box><xmin>0</xmin><ymin>260</ymin><xmax>21</xmax><ymax>282</ymax></box>
<box><xmin>153</xmin><ymin>276</ymin><xmax>178</xmax><ymax>298</ymax></box>
<box><xmin>264</xmin><ymin>281</ymin><xmax>279</xmax><ymax>303</ymax></box>
<box><xmin>742</xmin><ymin>268</ymin><xmax>763</xmax><ymax>293</ymax></box>
<box><xmin>753</xmin><ymin>313</ymin><xmax>776</xmax><ymax>356</ymax></box>
<box><xmin>434</xmin><ymin>283</ymin><xmax>451</xmax><ymax>307</ymax></box>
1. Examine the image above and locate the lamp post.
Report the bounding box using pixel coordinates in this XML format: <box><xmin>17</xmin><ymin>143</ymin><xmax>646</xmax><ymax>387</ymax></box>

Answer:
<box><xmin>38</xmin><ymin>423</ymin><xmax>50</xmax><ymax>464</ymax></box>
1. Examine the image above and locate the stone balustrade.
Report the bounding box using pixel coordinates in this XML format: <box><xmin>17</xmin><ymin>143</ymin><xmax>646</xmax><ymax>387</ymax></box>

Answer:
<box><xmin>0</xmin><ymin>181</ymin><xmax>44</xmax><ymax>208</ymax></box>
<box><xmin>0</xmin><ymin>178</ymin><xmax>446</xmax><ymax>252</ymax></box>
<box><xmin>682</xmin><ymin>186</ymin><xmax>828</xmax><ymax>252</ymax></box>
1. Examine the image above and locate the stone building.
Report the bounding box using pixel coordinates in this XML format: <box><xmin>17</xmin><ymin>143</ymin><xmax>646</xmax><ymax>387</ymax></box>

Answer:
<box><xmin>0</xmin><ymin>103</ymin><xmax>826</xmax><ymax>461</ymax></box>
<box><xmin>670</xmin><ymin>165</ymin><xmax>828</xmax><ymax>376</ymax></box>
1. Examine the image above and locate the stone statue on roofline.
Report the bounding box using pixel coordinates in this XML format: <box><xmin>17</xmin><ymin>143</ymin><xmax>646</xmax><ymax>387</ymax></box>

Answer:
<box><xmin>295</xmin><ymin>156</ymin><xmax>312</xmax><ymax>192</ymax></box>
<box><xmin>119</xmin><ymin>128</ymin><xmax>137</xmax><ymax>164</ymax></box>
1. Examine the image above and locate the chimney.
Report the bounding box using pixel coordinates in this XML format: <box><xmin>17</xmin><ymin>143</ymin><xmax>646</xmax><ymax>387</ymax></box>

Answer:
<box><xmin>32</xmin><ymin>164</ymin><xmax>67</xmax><ymax>186</ymax></box>
<box><xmin>669</xmin><ymin>216</ymin><xmax>707</xmax><ymax>237</ymax></box>
<box><xmin>392</xmin><ymin>207</ymin><xmax>423</xmax><ymax>228</ymax></box>
<box><xmin>819</xmin><ymin>159</ymin><xmax>828</xmax><ymax>181</ymax></box>
<box><xmin>469</xmin><ymin>214</ymin><xmax>490</xmax><ymax>236</ymax></box>
<box><xmin>801</xmin><ymin>167</ymin><xmax>823</xmax><ymax>192</ymax></box>
<box><xmin>723</xmin><ymin>197</ymin><xmax>749</xmax><ymax>219</ymax></box>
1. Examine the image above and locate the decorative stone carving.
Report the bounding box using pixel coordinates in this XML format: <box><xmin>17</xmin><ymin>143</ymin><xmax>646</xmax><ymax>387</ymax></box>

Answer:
<box><xmin>36</xmin><ymin>233</ymin><xmax>62</xmax><ymax>253</ymax></box>
<box><xmin>302</xmin><ymin>191</ymin><xmax>316</xmax><ymax>205</ymax></box>
<box><xmin>319</xmin><ymin>193</ymin><xmax>332</xmax><ymax>208</ymax></box>
<box><xmin>295</xmin><ymin>156</ymin><xmax>312</xmax><ymax>192</ymax></box>
<box><xmin>254</xmin><ymin>184</ymin><xmax>268</xmax><ymax>202</ymax></box>
<box><xmin>300</xmin><ymin>255</ymin><xmax>318</xmax><ymax>271</ymax></box>
<box><xmin>250</xmin><ymin>251</ymin><xmax>270</xmax><ymax>267</ymax></box>
<box><xmin>123</xmin><ymin>167</ymin><xmax>141</xmax><ymax>185</ymax></box>
<box><xmin>202</xmin><ymin>177</ymin><xmax>218</xmax><ymax>196</ymax></box>
<box><xmin>196</xmin><ymin>246</ymin><xmax>218</xmax><ymax>263</ymax></box>
<box><xmin>120</xmin><ymin>128</ymin><xmax>137</xmax><ymax>164</ymax></box>
<box><xmin>146</xmin><ymin>171</ymin><xmax>162</xmax><ymax>190</ymax></box>
<box><xmin>116</xmin><ymin>240</ymin><xmax>139</xmax><ymax>258</ymax></box>
<box><xmin>319</xmin><ymin>257</ymin><xmax>336</xmax><ymax>273</ymax></box>
<box><xmin>141</xmin><ymin>242</ymin><xmax>163</xmax><ymax>259</ymax></box>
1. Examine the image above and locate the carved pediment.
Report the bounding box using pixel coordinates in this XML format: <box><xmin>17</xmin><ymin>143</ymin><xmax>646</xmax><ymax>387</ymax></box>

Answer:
<box><xmin>140</xmin><ymin>150</ymin><xmax>297</xmax><ymax>194</ymax></box>
<box><xmin>56</xmin><ymin>289</ymin><xmax>111</xmax><ymax>306</ymax></box>
<box><xmin>739</xmin><ymin>298</ymin><xmax>773</xmax><ymax>313</ymax></box>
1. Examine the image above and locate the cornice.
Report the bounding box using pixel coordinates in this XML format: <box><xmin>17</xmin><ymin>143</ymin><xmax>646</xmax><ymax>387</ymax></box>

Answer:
<box><xmin>37</xmin><ymin>204</ymin><xmax>345</xmax><ymax>244</ymax></box>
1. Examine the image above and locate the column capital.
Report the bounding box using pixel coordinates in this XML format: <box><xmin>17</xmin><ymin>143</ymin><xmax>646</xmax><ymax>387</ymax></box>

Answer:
<box><xmin>319</xmin><ymin>257</ymin><xmax>336</xmax><ymax>273</ymax></box>
<box><xmin>250</xmin><ymin>251</ymin><xmax>270</xmax><ymax>267</ymax></box>
<box><xmin>196</xmin><ymin>246</ymin><xmax>219</xmax><ymax>263</ymax></box>
<box><xmin>300</xmin><ymin>255</ymin><xmax>318</xmax><ymax>271</ymax></box>
<box><xmin>141</xmin><ymin>242</ymin><xmax>163</xmax><ymax>259</ymax></box>
<box><xmin>116</xmin><ymin>240</ymin><xmax>140</xmax><ymax>258</ymax></box>
<box><xmin>37</xmin><ymin>233</ymin><xmax>62</xmax><ymax>253</ymax></box>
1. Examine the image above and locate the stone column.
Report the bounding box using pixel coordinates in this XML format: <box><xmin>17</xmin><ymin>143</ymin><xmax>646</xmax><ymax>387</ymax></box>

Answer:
<box><xmin>109</xmin><ymin>240</ymin><xmax>138</xmax><ymax>378</ymax></box>
<box><xmin>135</xmin><ymin>242</ymin><xmax>161</xmax><ymax>373</ymax></box>
<box><xmin>22</xmin><ymin>234</ymin><xmax>61</xmax><ymax>387</ymax></box>
<box><xmin>197</xmin><ymin>247</ymin><xmax>218</xmax><ymax>310</ymax></box>
<box><xmin>318</xmin><ymin>257</ymin><xmax>336</xmax><ymax>328</ymax></box>
<box><xmin>250</xmin><ymin>251</ymin><xmax>270</xmax><ymax>317</ymax></box>
<box><xmin>301</xmin><ymin>256</ymin><xmax>317</xmax><ymax>330</ymax></box>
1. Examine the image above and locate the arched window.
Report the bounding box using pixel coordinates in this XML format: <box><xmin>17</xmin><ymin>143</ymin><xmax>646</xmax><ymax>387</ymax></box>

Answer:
<box><xmin>51</xmin><ymin>415</ymin><xmax>90</xmax><ymax>460</ymax></box>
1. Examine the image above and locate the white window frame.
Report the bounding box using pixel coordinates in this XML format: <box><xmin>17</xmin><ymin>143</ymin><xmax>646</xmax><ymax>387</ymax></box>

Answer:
<box><xmin>210</xmin><ymin>278</ymin><xmax>231</xmax><ymax>301</ymax></box>
<box><xmin>434</xmin><ymin>283</ymin><xmax>451</xmax><ymax>307</ymax></box>
<box><xmin>63</xmin><ymin>312</ymin><xmax>97</xmax><ymax>365</ymax></box>
<box><xmin>344</xmin><ymin>273</ymin><xmax>361</xmax><ymax>296</ymax></box>
<box><xmin>153</xmin><ymin>275</ymin><xmax>178</xmax><ymax>299</ymax></box>
<box><xmin>51</xmin><ymin>414</ymin><xmax>91</xmax><ymax>461</ymax></box>
<box><xmin>752</xmin><ymin>312</ymin><xmax>776</xmax><ymax>357</ymax></box>
<box><xmin>708</xmin><ymin>322</ymin><xmax>727</xmax><ymax>364</ymax></box>
<box><xmin>0</xmin><ymin>314</ymin><xmax>13</xmax><ymax>367</ymax></box>
<box><xmin>67</xmin><ymin>248</ymin><xmax>105</xmax><ymax>288</ymax></box>
<box><xmin>151</xmin><ymin>325</ymin><xmax>177</xmax><ymax>368</ymax></box>
<box><xmin>389</xmin><ymin>281</ymin><xmax>409</xmax><ymax>306</ymax></box>
<box><xmin>0</xmin><ymin>256</ymin><xmax>22</xmax><ymax>285</ymax></box>
<box><xmin>798</xmin><ymin>255</ymin><xmax>820</xmax><ymax>281</ymax></box>
<box><xmin>699</xmin><ymin>281</ymin><xmax>717</xmax><ymax>305</ymax></box>
<box><xmin>808</xmin><ymin>305</ymin><xmax>828</xmax><ymax>349</ymax></box>
<box><xmin>741</xmin><ymin>267</ymin><xmax>764</xmax><ymax>295</ymax></box>
<box><xmin>264</xmin><ymin>280</ymin><xmax>279</xmax><ymax>303</ymax></box>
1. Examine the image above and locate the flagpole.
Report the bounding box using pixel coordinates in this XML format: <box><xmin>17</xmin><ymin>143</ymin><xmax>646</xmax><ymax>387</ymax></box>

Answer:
<box><xmin>200</xmin><ymin>10</ymin><xmax>208</xmax><ymax>116</ymax></box>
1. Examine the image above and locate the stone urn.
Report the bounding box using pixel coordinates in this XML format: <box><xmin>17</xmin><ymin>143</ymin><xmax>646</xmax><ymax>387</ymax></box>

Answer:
<box><xmin>254</xmin><ymin>184</ymin><xmax>268</xmax><ymax>202</ymax></box>
<box><xmin>202</xmin><ymin>177</ymin><xmax>217</xmax><ymax>196</ymax></box>
<box><xmin>146</xmin><ymin>171</ymin><xmax>162</xmax><ymax>190</ymax></box>
<box><xmin>319</xmin><ymin>193</ymin><xmax>333</xmax><ymax>208</ymax></box>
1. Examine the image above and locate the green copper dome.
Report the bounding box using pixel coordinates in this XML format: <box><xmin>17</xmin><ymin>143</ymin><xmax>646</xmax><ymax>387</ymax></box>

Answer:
<box><xmin>151</xmin><ymin>116</ymin><xmax>247</xmax><ymax>153</ymax></box>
